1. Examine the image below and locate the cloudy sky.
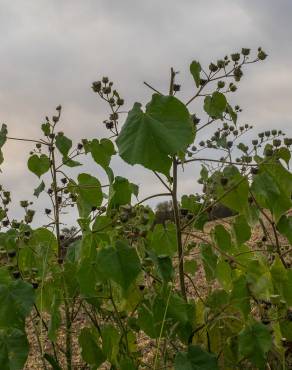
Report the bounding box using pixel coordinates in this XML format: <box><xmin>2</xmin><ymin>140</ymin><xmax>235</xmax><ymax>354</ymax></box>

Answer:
<box><xmin>0</xmin><ymin>0</ymin><xmax>291</xmax><ymax>225</ymax></box>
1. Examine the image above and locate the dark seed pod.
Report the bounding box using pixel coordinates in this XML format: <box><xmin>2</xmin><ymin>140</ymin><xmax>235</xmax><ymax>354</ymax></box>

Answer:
<box><xmin>220</xmin><ymin>177</ymin><xmax>228</xmax><ymax>186</ymax></box>
<box><xmin>13</xmin><ymin>271</ymin><xmax>21</xmax><ymax>279</ymax></box>
<box><xmin>173</xmin><ymin>84</ymin><xmax>181</xmax><ymax>92</ymax></box>
<box><xmin>8</xmin><ymin>250</ymin><xmax>16</xmax><ymax>258</ymax></box>
<box><xmin>251</xmin><ymin>167</ymin><xmax>259</xmax><ymax>175</ymax></box>
<box><xmin>180</xmin><ymin>208</ymin><xmax>188</xmax><ymax>216</ymax></box>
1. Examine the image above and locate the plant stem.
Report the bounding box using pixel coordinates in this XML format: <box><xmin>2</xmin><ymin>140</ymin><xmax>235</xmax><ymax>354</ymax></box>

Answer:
<box><xmin>168</xmin><ymin>67</ymin><xmax>187</xmax><ymax>301</ymax></box>
<box><xmin>51</xmin><ymin>147</ymin><xmax>61</xmax><ymax>260</ymax></box>
<box><xmin>172</xmin><ymin>157</ymin><xmax>187</xmax><ymax>301</ymax></box>
<box><xmin>64</xmin><ymin>295</ymin><xmax>72</xmax><ymax>370</ymax></box>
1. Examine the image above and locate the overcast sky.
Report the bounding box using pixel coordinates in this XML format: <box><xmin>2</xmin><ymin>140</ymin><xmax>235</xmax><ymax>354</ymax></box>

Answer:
<box><xmin>0</xmin><ymin>0</ymin><xmax>291</xmax><ymax>225</ymax></box>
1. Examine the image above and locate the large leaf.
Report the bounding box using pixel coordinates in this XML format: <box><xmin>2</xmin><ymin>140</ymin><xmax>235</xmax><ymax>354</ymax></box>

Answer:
<box><xmin>116</xmin><ymin>94</ymin><xmax>194</xmax><ymax>175</ymax></box>
<box><xmin>79</xmin><ymin>327</ymin><xmax>105</xmax><ymax>368</ymax></box>
<box><xmin>27</xmin><ymin>154</ymin><xmax>50</xmax><ymax>178</ymax></box>
<box><xmin>101</xmin><ymin>325</ymin><xmax>120</xmax><ymax>365</ymax></box>
<box><xmin>213</xmin><ymin>224</ymin><xmax>232</xmax><ymax>252</ymax></box>
<box><xmin>148</xmin><ymin>222</ymin><xmax>177</xmax><ymax>257</ymax></box>
<box><xmin>277</xmin><ymin>215</ymin><xmax>292</xmax><ymax>244</ymax></box>
<box><xmin>96</xmin><ymin>242</ymin><xmax>141</xmax><ymax>292</ymax></box>
<box><xmin>0</xmin><ymin>279</ymin><xmax>34</xmax><ymax>328</ymax></box>
<box><xmin>109</xmin><ymin>176</ymin><xmax>133</xmax><ymax>209</ymax></box>
<box><xmin>232</xmin><ymin>215</ymin><xmax>251</xmax><ymax>246</ymax></box>
<box><xmin>0</xmin><ymin>328</ymin><xmax>29</xmax><ymax>370</ymax></box>
<box><xmin>238</xmin><ymin>322</ymin><xmax>272</xmax><ymax>369</ymax></box>
<box><xmin>175</xmin><ymin>345</ymin><xmax>219</xmax><ymax>370</ymax></box>
<box><xmin>77</xmin><ymin>173</ymin><xmax>102</xmax><ymax>217</ymax></box>
<box><xmin>216</xmin><ymin>166</ymin><xmax>249</xmax><ymax>214</ymax></box>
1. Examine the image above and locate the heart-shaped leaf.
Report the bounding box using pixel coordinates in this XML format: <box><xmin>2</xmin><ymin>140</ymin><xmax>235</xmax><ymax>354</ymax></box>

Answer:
<box><xmin>28</xmin><ymin>154</ymin><xmax>50</xmax><ymax>178</ymax></box>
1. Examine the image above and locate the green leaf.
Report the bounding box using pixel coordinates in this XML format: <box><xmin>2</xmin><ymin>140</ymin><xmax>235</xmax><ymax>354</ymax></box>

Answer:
<box><xmin>109</xmin><ymin>176</ymin><xmax>133</xmax><ymax>209</ymax></box>
<box><xmin>62</xmin><ymin>157</ymin><xmax>82</xmax><ymax>167</ymax></box>
<box><xmin>33</xmin><ymin>180</ymin><xmax>45</xmax><ymax>198</ymax></box>
<box><xmin>0</xmin><ymin>124</ymin><xmax>7</xmax><ymax>148</ymax></box>
<box><xmin>190</xmin><ymin>61</ymin><xmax>201</xmax><ymax>88</ymax></box>
<box><xmin>277</xmin><ymin>215</ymin><xmax>292</xmax><ymax>244</ymax></box>
<box><xmin>137</xmin><ymin>297</ymin><xmax>166</xmax><ymax>338</ymax></box>
<box><xmin>43</xmin><ymin>353</ymin><xmax>62</xmax><ymax>370</ymax></box>
<box><xmin>41</xmin><ymin>123</ymin><xmax>50</xmax><ymax>136</ymax></box>
<box><xmin>216</xmin><ymin>166</ymin><xmax>249</xmax><ymax>214</ymax></box>
<box><xmin>55</xmin><ymin>133</ymin><xmax>72</xmax><ymax>157</ymax></box>
<box><xmin>90</xmin><ymin>138</ymin><xmax>115</xmax><ymax>169</ymax></box>
<box><xmin>246</xmin><ymin>260</ymin><xmax>273</xmax><ymax>300</ymax></box>
<box><xmin>48</xmin><ymin>294</ymin><xmax>61</xmax><ymax>342</ymax></box>
<box><xmin>213</xmin><ymin>224</ymin><xmax>232</xmax><ymax>252</ymax></box>
<box><xmin>252</xmin><ymin>160</ymin><xmax>292</xmax><ymax>221</ymax></box>
<box><xmin>27</xmin><ymin>154</ymin><xmax>50</xmax><ymax>178</ymax></box>
<box><xmin>226</xmin><ymin>103</ymin><xmax>237</xmax><ymax>124</ymax></box>
<box><xmin>175</xmin><ymin>345</ymin><xmax>219</xmax><ymax>370</ymax></box>
<box><xmin>0</xmin><ymin>328</ymin><xmax>29</xmax><ymax>370</ymax></box>
<box><xmin>96</xmin><ymin>242</ymin><xmax>141</xmax><ymax>292</ymax></box>
<box><xmin>200</xmin><ymin>244</ymin><xmax>217</xmax><ymax>281</ymax></box>
<box><xmin>184</xmin><ymin>260</ymin><xmax>197</xmax><ymax>276</ymax></box>
<box><xmin>204</xmin><ymin>92</ymin><xmax>227</xmax><ymax>119</ymax></box>
<box><xmin>230</xmin><ymin>275</ymin><xmax>250</xmax><ymax>318</ymax></box>
<box><xmin>116</xmin><ymin>94</ymin><xmax>194</xmax><ymax>175</ymax></box>
<box><xmin>0</xmin><ymin>280</ymin><xmax>35</xmax><ymax>328</ymax></box>
<box><xmin>276</xmin><ymin>147</ymin><xmax>291</xmax><ymax>166</ymax></box>
<box><xmin>101</xmin><ymin>324</ymin><xmax>120</xmax><ymax>365</ymax></box>
<box><xmin>77</xmin><ymin>173</ymin><xmax>102</xmax><ymax>217</ymax></box>
<box><xmin>156</xmin><ymin>256</ymin><xmax>174</xmax><ymax>283</ymax></box>
<box><xmin>232</xmin><ymin>215</ymin><xmax>251</xmax><ymax>246</ymax></box>
<box><xmin>238</xmin><ymin>322</ymin><xmax>272</xmax><ymax>369</ymax></box>
<box><xmin>215</xmin><ymin>259</ymin><xmax>232</xmax><ymax>291</ymax></box>
<box><xmin>149</xmin><ymin>222</ymin><xmax>177</xmax><ymax>257</ymax></box>
<box><xmin>79</xmin><ymin>327</ymin><xmax>105</xmax><ymax>368</ymax></box>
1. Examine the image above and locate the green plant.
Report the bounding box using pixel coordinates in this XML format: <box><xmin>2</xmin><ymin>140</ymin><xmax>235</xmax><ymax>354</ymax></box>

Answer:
<box><xmin>0</xmin><ymin>47</ymin><xmax>291</xmax><ymax>369</ymax></box>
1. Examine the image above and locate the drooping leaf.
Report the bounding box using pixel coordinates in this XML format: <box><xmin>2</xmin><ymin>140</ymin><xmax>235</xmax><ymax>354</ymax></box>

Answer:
<box><xmin>213</xmin><ymin>224</ymin><xmax>232</xmax><ymax>252</ymax></box>
<box><xmin>200</xmin><ymin>244</ymin><xmax>218</xmax><ymax>281</ymax></box>
<box><xmin>0</xmin><ymin>328</ymin><xmax>29</xmax><ymax>370</ymax></box>
<box><xmin>55</xmin><ymin>133</ymin><xmax>72</xmax><ymax>157</ymax></box>
<box><xmin>77</xmin><ymin>173</ymin><xmax>102</xmax><ymax>217</ymax></box>
<box><xmin>149</xmin><ymin>222</ymin><xmax>177</xmax><ymax>257</ymax></box>
<box><xmin>79</xmin><ymin>327</ymin><xmax>105</xmax><ymax>368</ymax></box>
<box><xmin>116</xmin><ymin>94</ymin><xmax>194</xmax><ymax>175</ymax></box>
<box><xmin>216</xmin><ymin>166</ymin><xmax>249</xmax><ymax>214</ymax></box>
<box><xmin>109</xmin><ymin>176</ymin><xmax>133</xmax><ymax>209</ymax></box>
<box><xmin>96</xmin><ymin>242</ymin><xmax>141</xmax><ymax>292</ymax></box>
<box><xmin>204</xmin><ymin>92</ymin><xmax>227</xmax><ymax>119</ymax></box>
<box><xmin>232</xmin><ymin>215</ymin><xmax>251</xmax><ymax>246</ymax></box>
<box><xmin>277</xmin><ymin>215</ymin><xmax>292</xmax><ymax>244</ymax></box>
<box><xmin>230</xmin><ymin>275</ymin><xmax>250</xmax><ymax>318</ymax></box>
<box><xmin>62</xmin><ymin>157</ymin><xmax>82</xmax><ymax>167</ymax></box>
<box><xmin>27</xmin><ymin>154</ymin><xmax>50</xmax><ymax>178</ymax></box>
<box><xmin>175</xmin><ymin>345</ymin><xmax>219</xmax><ymax>370</ymax></box>
<box><xmin>238</xmin><ymin>322</ymin><xmax>272</xmax><ymax>369</ymax></box>
<box><xmin>190</xmin><ymin>61</ymin><xmax>201</xmax><ymax>88</ymax></box>
<box><xmin>33</xmin><ymin>180</ymin><xmax>45</xmax><ymax>198</ymax></box>
<box><xmin>101</xmin><ymin>324</ymin><xmax>120</xmax><ymax>365</ymax></box>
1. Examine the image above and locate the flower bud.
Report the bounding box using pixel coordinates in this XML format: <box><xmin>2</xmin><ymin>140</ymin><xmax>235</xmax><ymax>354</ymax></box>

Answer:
<box><xmin>217</xmin><ymin>81</ymin><xmax>225</xmax><ymax>89</ymax></box>
<box><xmin>102</xmin><ymin>76</ymin><xmax>109</xmax><ymax>84</ymax></box>
<box><xmin>258</xmin><ymin>50</ymin><xmax>267</xmax><ymax>60</ymax></box>
<box><xmin>209</xmin><ymin>63</ymin><xmax>218</xmax><ymax>72</ymax></box>
<box><xmin>92</xmin><ymin>81</ymin><xmax>101</xmax><ymax>92</ymax></box>
<box><xmin>231</xmin><ymin>53</ymin><xmax>240</xmax><ymax>62</ymax></box>
<box><xmin>241</xmin><ymin>48</ymin><xmax>250</xmax><ymax>56</ymax></box>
